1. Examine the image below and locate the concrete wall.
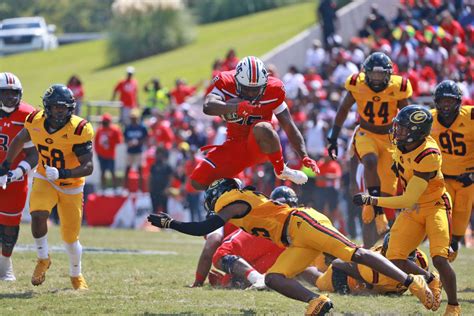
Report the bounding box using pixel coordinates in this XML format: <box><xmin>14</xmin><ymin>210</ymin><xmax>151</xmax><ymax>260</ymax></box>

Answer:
<box><xmin>262</xmin><ymin>0</ymin><xmax>400</xmax><ymax>73</ymax></box>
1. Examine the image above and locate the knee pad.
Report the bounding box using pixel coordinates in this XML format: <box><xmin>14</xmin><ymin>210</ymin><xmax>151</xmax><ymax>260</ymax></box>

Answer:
<box><xmin>221</xmin><ymin>255</ymin><xmax>240</xmax><ymax>274</ymax></box>
<box><xmin>0</xmin><ymin>225</ymin><xmax>20</xmax><ymax>256</ymax></box>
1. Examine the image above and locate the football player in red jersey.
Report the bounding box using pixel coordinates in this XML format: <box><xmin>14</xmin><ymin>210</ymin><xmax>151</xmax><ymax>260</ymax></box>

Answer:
<box><xmin>0</xmin><ymin>72</ymin><xmax>37</xmax><ymax>281</ymax></box>
<box><xmin>190</xmin><ymin>56</ymin><xmax>319</xmax><ymax>190</ymax></box>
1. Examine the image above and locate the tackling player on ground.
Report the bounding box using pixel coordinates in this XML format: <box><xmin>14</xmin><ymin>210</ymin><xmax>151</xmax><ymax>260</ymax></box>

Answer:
<box><xmin>328</xmin><ymin>52</ymin><xmax>412</xmax><ymax>247</ymax></box>
<box><xmin>190</xmin><ymin>56</ymin><xmax>319</xmax><ymax>190</ymax></box>
<box><xmin>2</xmin><ymin>84</ymin><xmax>94</xmax><ymax>290</ymax></box>
<box><xmin>430</xmin><ymin>80</ymin><xmax>474</xmax><ymax>262</ymax></box>
<box><xmin>149</xmin><ymin>179</ymin><xmax>434</xmax><ymax>315</ymax></box>
<box><xmin>0</xmin><ymin>72</ymin><xmax>37</xmax><ymax>281</ymax></box>
<box><xmin>353</xmin><ymin>105</ymin><xmax>459</xmax><ymax>316</ymax></box>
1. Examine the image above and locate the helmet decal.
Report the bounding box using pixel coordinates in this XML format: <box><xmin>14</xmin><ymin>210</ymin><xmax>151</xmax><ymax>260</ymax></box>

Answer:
<box><xmin>409</xmin><ymin>111</ymin><xmax>428</xmax><ymax>124</ymax></box>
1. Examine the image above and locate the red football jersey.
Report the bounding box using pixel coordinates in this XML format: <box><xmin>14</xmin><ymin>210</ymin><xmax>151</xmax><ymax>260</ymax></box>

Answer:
<box><xmin>0</xmin><ymin>102</ymin><xmax>35</xmax><ymax>219</ymax></box>
<box><xmin>210</xmin><ymin>70</ymin><xmax>287</xmax><ymax>140</ymax></box>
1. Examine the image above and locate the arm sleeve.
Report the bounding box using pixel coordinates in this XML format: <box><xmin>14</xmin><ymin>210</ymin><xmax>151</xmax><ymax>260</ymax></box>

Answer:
<box><xmin>376</xmin><ymin>176</ymin><xmax>428</xmax><ymax>209</ymax></box>
<box><xmin>169</xmin><ymin>215</ymin><xmax>225</xmax><ymax>236</ymax></box>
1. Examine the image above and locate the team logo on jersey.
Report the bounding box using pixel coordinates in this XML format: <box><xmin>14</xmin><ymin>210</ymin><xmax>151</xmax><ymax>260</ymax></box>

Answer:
<box><xmin>211</xmin><ymin>76</ymin><xmax>220</xmax><ymax>84</ymax></box>
<box><xmin>372</xmin><ymin>96</ymin><xmax>381</xmax><ymax>102</ymax></box>
<box><xmin>45</xmin><ymin>138</ymin><xmax>54</xmax><ymax>144</ymax></box>
<box><xmin>409</xmin><ymin>111</ymin><xmax>428</xmax><ymax>124</ymax></box>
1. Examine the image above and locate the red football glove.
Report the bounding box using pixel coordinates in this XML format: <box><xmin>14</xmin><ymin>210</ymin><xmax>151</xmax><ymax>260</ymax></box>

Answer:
<box><xmin>302</xmin><ymin>156</ymin><xmax>320</xmax><ymax>174</ymax></box>
<box><xmin>237</xmin><ymin>101</ymin><xmax>260</xmax><ymax>117</ymax></box>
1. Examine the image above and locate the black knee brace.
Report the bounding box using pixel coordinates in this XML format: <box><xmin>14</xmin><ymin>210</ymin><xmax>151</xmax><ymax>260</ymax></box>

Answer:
<box><xmin>221</xmin><ymin>255</ymin><xmax>240</xmax><ymax>274</ymax></box>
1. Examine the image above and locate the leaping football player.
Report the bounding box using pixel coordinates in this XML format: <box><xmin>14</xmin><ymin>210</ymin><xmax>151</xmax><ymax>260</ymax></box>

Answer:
<box><xmin>190</xmin><ymin>56</ymin><xmax>319</xmax><ymax>190</ymax></box>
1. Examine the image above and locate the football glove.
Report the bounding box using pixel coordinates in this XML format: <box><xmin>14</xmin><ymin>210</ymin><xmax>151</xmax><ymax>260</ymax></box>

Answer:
<box><xmin>327</xmin><ymin>138</ymin><xmax>338</xmax><ymax>160</ymax></box>
<box><xmin>375</xmin><ymin>213</ymin><xmax>389</xmax><ymax>235</ymax></box>
<box><xmin>0</xmin><ymin>161</ymin><xmax>11</xmax><ymax>177</ymax></box>
<box><xmin>9</xmin><ymin>167</ymin><xmax>24</xmax><ymax>182</ymax></box>
<box><xmin>361</xmin><ymin>205</ymin><xmax>375</xmax><ymax>224</ymax></box>
<box><xmin>302</xmin><ymin>156</ymin><xmax>320</xmax><ymax>174</ymax></box>
<box><xmin>456</xmin><ymin>173</ymin><xmax>473</xmax><ymax>187</ymax></box>
<box><xmin>147</xmin><ymin>212</ymin><xmax>174</xmax><ymax>228</ymax></box>
<box><xmin>237</xmin><ymin>101</ymin><xmax>260</xmax><ymax>117</ymax></box>
<box><xmin>45</xmin><ymin>165</ymin><xmax>59</xmax><ymax>181</ymax></box>
<box><xmin>353</xmin><ymin>193</ymin><xmax>376</xmax><ymax>206</ymax></box>
<box><xmin>0</xmin><ymin>174</ymin><xmax>8</xmax><ymax>189</ymax></box>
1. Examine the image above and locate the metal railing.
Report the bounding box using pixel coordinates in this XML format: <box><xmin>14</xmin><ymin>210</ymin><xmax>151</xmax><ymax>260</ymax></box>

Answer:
<box><xmin>85</xmin><ymin>100</ymin><xmax>122</xmax><ymax>125</ymax></box>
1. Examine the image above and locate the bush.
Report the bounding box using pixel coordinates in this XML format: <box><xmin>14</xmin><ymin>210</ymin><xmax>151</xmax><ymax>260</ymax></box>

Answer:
<box><xmin>107</xmin><ymin>2</ymin><xmax>195</xmax><ymax>64</ymax></box>
<box><xmin>191</xmin><ymin>0</ymin><xmax>308</xmax><ymax>24</ymax></box>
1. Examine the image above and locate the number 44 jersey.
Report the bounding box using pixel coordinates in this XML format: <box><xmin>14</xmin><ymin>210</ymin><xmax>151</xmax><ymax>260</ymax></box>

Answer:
<box><xmin>430</xmin><ymin>106</ymin><xmax>474</xmax><ymax>177</ymax></box>
<box><xmin>24</xmin><ymin>110</ymin><xmax>94</xmax><ymax>189</ymax></box>
<box><xmin>345</xmin><ymin>72</ymin><xmax>412</xmax><ymax>126</ymax></box>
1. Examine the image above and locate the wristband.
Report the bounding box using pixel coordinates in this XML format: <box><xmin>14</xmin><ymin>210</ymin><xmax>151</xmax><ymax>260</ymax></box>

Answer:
<box><xmin>18</xmin><ymin>160</ymin><xmax>32</xmax><ymax>175</ymax></box>
<box><xmin>58</xmin><ymin>169</ymin><xmax>72</xmax><ymax>179</ymax></box>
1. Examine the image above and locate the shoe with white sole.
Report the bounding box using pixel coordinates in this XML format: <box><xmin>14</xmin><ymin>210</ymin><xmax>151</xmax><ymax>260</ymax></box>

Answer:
<box><xmin>275</xmin><ymin>165</ymin><xmax>308</xmax><ymax>185</ymax></box>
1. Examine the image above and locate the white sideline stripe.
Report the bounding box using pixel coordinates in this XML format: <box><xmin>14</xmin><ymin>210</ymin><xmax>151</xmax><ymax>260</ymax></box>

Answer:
<box><xmin>15</xmin><ymin>244</ymin><xmax>177</xmax><ymax>255</ymax></box>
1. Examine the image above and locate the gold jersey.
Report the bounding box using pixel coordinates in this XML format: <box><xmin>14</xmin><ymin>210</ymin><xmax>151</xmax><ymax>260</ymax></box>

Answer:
<box><xmin>430</xmin><ymin>106</ymin><xmax>474</xmax><ymax>176</ymax></box>
<box><xmin>392</xmin><ymin>136</ymin><xmax>446</xmax><ymax>205</ymax></box>
<box><xmin>214</xmin><ymin>189</ymin><xmax>294</xmax><ymax>248</ymax></box>
<box><xmin>24</xmin><ymin>110</ymin><xmax>94</xmax><ymax>188</ymax></box>
<box><xmin>345</xmin><ymin>73</ymin><xmax>412</xmax><ymax>126</ymax></box>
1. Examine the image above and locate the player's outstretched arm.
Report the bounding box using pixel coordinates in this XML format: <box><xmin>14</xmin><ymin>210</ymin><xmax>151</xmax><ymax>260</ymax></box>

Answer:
<box><xmin>148</xmin><ymin>202</ymin><xmax>248</xmax><ymax>236</ymax></box>
<box><xmin>276</xmin><ymin>109</ymin><xmax>308</xmax><ymax>159</ymax></box>
<box><xmin>327</xmin><ymin>91</ymin><xmax>356</xmax><ymax>160</ymax></box>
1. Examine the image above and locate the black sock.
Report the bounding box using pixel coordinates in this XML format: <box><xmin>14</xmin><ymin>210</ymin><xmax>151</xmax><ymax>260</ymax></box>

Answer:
<box><xmin>368</xmin><ymin>186</ymin><xmax>384</xmax><ymax>214</ymax></box>
<box><xmin>403</xmin><ymin>275</ymin><xmax>414</xmax><ymax>287</ymax></box>
<box><xmin>450</xmin><ymin>239</ymin><xmax>459</xmax><ymax>252</ymax></box>
<box><xmin>426</xmin><ymin>273</ymin><xmax>434</xmax><ymax>284</ymax></box>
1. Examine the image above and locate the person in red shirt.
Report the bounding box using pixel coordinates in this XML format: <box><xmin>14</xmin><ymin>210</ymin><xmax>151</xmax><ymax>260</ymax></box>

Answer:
<box><xmin>441</xmin><ymin>11</ymin><xmax>465</xmax><ymax>43</ymax></box>
<box><xmin>170</xmin><ymin>79</ymin><xmax>198</xmax><ymax>106</ymax></box>
<box><xmin>94</xmin><ymin>113</ymin><xmax>123</xmax><ymax>190</ymax></box>
<box><xmin>111</xmin><ymin>66</ymin><xmax>139</xmax><ymax>125</ymax></box>
<box><xmin>0</xmin><ymin>72</ymin><xmax>37</xmax><ymax>281</ymax></box>
<box><xmin>67</xmin><ymin>75</ymin><xmax>84</xmax><ymax>116</ymax></box>
<box><xmin>221</xmin><ymin>48</ymin><xmax>240</xmax><ymax>71</ymax></box>
<box><xmin>149</xmin><ymin>112</ymin><xmax>175</xmax><ymax>150</ymax></box>
<box><xmin>190</xmin><ymin>56</ymin><xmax>319</xmax><ymax>190</ymax></box>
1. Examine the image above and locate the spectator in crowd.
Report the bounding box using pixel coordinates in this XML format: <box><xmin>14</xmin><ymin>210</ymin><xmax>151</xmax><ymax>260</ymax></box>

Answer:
<box><xmin>183</xmin><ymin>145</ymin><xmax>203</xmax><ymax>221</ymax></box>
<box><xmin>142</xmin><ymin>78</ymin><xmax>170</xmax><ymax>118</ymax></box>
<box><xmin>330</xmin><ymin>50</ymin><xmax>358</xmax><ymax>87</ymax></box>
<box><xmin>94</xmin><ymin>113</ymin><xmax>123</xmax><ymax>191</ymax></box>
<box><xmin>149</xmin><ymin>111</ymin><xmax>175</xmax><ymax>149</ymax></box>
<box><xmin>149</xmin><ymin>146</ymin><xmax>173</xmax><ymax>213</ymax></box>
<box><xmin>369</xmin><ymin>4</ymin><xmax>391</xmax><ymax>38</ymax></box>
<box><xmin>112</xmin><ymin>66</ymin><xmax>139</xmax><ymax>125</ymax></box>
<box><xmin>282</xmin><ymin>65</ymin><xmax>307</xmax><ymax>100</ymax></box>
<box><xmin>317</xmin><ymin>0</ymin><xmax>338</xmax><ymax>48</ymax></box>
<box><xmin>123</xmin><ymin>109</ymin><xmax>148</xmax><ymax>191</ymax></box>
<box><xmin>170</xmin><ymin>78</ymin><xmax>199</xmax><ymax>106</ymax></box>
<box><xmin>221</xmin><ymin>48</ymin><xmax>239</xmax><ymax>71</ymax></box>
<box><xmin>305</xmin><ymin>39</ymin><xmax>326</xmax><ymax>70</ymax></box>
<box><xmin>67</xmin><ymin>75</ymin><xmax>84</xmax><ymax>115</ymax></box>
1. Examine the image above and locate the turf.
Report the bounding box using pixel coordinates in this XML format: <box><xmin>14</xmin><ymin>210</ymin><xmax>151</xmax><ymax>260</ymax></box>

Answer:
<box><xmin>1</xmin><ymin>224</ymin><xmax>473</xmax><ymax>314</ymax></box>
<box><xmin>0</xmin><ymin>1</ymin><xmax>316</xmax><ymax>108</ymax></box>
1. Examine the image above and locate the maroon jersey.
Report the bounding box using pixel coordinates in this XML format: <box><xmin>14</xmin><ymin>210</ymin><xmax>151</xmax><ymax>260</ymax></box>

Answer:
<box><xmin>0</xmin><ymin>102</ymin><xmax>35</xmax><ymax>224</ymax></box>
<box><xmin>210</xmin><ymin>70</ymin><xmax>287</xmax><ymax>140</ymax></box>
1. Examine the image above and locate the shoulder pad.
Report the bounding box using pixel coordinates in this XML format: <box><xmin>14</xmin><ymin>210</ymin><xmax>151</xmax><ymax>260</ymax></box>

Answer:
<box><xmin>414</xmin><ymin>148</ymin><xmax>441</xmax><ymax>164</ymax></box>
<box><xmin>26</xmin><ymin>110</ymin><xmax>41</xmax><ymax>123</ymax></box>
<box><xmin>74</xmin><ymin>119</ymin><xmax>89</xmax><ymax>135</ymax></box>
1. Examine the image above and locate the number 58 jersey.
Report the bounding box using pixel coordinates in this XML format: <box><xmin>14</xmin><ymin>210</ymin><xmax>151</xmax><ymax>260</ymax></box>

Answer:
<box><xmin>24</xmin><ymin>110</ymin><xmax>94</xmax><ymax>189</ymax></box>
<box><xmin>430</xmin><ymin>106</ymin><xmax>474</xmax><ymax>176</ymax></box>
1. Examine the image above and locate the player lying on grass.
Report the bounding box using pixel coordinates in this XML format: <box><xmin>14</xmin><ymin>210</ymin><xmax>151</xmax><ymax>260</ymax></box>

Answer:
<box><xmin>149</xmin><ymin>178</ymin><xmax>434</xmax><ymax>316</ymax></box>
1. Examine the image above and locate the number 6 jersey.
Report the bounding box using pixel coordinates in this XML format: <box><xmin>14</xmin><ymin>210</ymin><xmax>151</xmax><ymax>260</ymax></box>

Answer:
<box><xmin>24</xmin><ymin>110</ymin><xmax>94</xmax><ymax>189</ymax></box>
<box><xmin>430</xmin><ymin>106</ymin><xmax>474</xmax><ymax>177</ymax></box>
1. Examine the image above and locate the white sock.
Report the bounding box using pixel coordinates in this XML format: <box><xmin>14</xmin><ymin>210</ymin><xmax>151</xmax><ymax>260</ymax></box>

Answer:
<box><xmin>246</xmin><ymin>270</ymin><xmax>263</xmax><ymax>285</ymax></box>
<box><xmin>34</xmin><ymin>235</ymin><xmax>49</xmax><ymax>259</ymax></box>
<box><xmin>64</xmin><ymin>240</ymin><xmax>82</xmax><ymax>277</ymax></box>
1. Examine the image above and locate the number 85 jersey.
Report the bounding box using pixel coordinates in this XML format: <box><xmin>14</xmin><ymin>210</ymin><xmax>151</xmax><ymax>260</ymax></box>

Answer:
<box><xmin>24</xmin><ymin>110</ymin><xmax>94</xmax><ymax>188</ymax></box>
<box><xmin>430</xmin><ymin>106</ymin><xmax>474</xmax><ymax>176</ymax></box>
<box><xmin>345</xmin><ymin>72</ymin><xmax>412</xmax><ymax>126</ymax></box>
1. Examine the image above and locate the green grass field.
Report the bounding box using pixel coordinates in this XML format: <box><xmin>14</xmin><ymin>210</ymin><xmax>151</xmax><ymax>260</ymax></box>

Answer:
<box><xmin>1</xmin><ymin>224</ymin><xmax>473</xmax><ymax>315</ymax></box>
<box><xmin>1</xmin><ymin>2</ymin><xmax>316</xmax><ymax>108</ymax></box>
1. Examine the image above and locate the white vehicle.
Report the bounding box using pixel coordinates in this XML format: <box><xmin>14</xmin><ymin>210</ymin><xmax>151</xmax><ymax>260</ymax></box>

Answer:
<box><xmin>0</xmin><ymin>17</ymin><xmax>58</xmax><ymax>55</ymax></box>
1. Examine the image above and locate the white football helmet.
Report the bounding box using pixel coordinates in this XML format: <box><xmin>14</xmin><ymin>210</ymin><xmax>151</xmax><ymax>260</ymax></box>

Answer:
<box><xmin>0</xmin><ymin>72</ymin><xmax>23</xmax><ymax>114</ymax></box>
<box><xmin>234</xmin><ymin>56</ymin><xmax>268</xmax><ymax>101</ymax></box>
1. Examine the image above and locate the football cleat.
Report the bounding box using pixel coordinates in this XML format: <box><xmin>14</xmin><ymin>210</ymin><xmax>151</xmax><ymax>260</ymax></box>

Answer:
<box><xmin>247</xmin><ymin>276</ymin><xmax>267</xmax><ymax>291</ymax></box>
<box><xmin>0</xmin><ymin>256</ymin><xmax>16</xmax><ymax>281</ymax></box>
<box><xmin>305</xmin><ymin>295</ymin><xmax>333</xmax><ymax>316</ymax></box>
<box><xmin>31</xmin><ymin>256</ymin><xmax>51</xmax><ymax>286</ymax></box>
<box><xmin>275</xmin><ymin>165</ymin><xmax>308</xmax><ymax>185</ymax></box>
<box><xmin>408</xmin><ymin>274</ymin><xmax>434</xmax><ymax>310</ymax></box>
<box><xmin>71</xmin><ymin>274</ymin><xmax>89</xmax><ymax>290</ymax></box>
<box><xmin>444</xmin><ymin>304</ymin><xmax>461</xmax><ymax>316</ymax></box>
